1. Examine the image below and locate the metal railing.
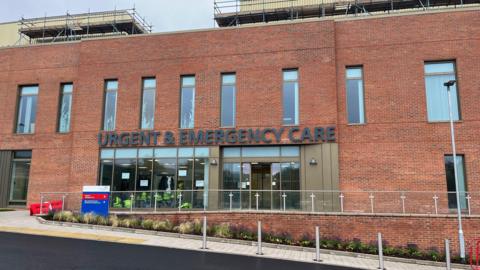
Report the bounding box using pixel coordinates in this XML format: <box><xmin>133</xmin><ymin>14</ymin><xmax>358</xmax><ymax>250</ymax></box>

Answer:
<box><xmin>38</xmin><ymin>189</ymin><xmax>479</xmax><ymax>216</ymax></box>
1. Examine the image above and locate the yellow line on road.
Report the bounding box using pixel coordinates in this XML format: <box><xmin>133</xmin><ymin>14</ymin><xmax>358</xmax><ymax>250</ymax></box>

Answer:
<box><xmin>0</xmin><ymin>226</ymin><xmax>145</xmax><ymax>244</ymax></box>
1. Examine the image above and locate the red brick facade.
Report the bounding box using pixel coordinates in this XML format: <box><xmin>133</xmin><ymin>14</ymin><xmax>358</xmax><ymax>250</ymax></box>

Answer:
<box><xmin>0</xmin><ymin>8</ymin><xmax>479</xmax><ymax>206</ymax></box>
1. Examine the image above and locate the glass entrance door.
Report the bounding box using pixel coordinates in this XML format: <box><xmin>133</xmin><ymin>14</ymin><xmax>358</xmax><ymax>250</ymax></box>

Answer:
<box><xmin>9</xmin><ymin>151</ymin><xmax>32</xmax><ymax>205</ymax></box>
<box><xmin>250</xmin><ymin>163</ymin><xmax>272</xmax><ymax>210</ymax></box>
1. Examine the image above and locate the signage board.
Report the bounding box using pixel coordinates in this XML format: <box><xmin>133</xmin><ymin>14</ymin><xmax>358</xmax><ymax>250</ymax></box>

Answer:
<box><xmin>81</xmin><ymin>186</ymin><xmax>110</xmax><ymax>217</ymax></box>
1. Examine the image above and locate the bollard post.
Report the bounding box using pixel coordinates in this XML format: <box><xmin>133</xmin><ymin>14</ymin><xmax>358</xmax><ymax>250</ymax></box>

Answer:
<box><xmin>255</xmin><ymin>193</ymin><xmax>259</xmax><ymax>211</ymax></box>
<box><xmin>229</xmin><ymin>192</ymin><xmax>233</xmax><ymax>211</ymax></box>
<box><xmin>433</xmin><ymin>195</ymin><xmax>439</xmax><ymax>215</ymax></box>
<box><xmin>445</xmin><ymin>239</ymin><xmax>451</xmax><ymax>270</ymax></box>
<box><xmin>154</xmin><ymin>192</ymin><xmax>158</xmax><ymax>212</ymax></box>
<box><xmin>201</xmin><ymin>216</ymin><xmax>208</xmax><ymax>250</ymax></box>
<box><xmin>40</xmin><ymin>195</ymin><xmax>44</xmax><ymax>215</ymax></box>
<box><xmin>61</xmin><ymin>194</ymin><xmax>66</xmax><ymax>211</ymax></box>
<box><xmin>466</xmin><ymin>195</ymin><xmax>472</xmax><ymax>216</ymax></box>
<box><xmin>400</xmin><ymin>193</ymin><xmax>406</xmax><ymax>214</ymax></box>
<box><xmin>314</xmin><ymin>226</ymin><xmax>322</xmax><ymax>262</ymax></box>
<box><xmin>203</xmin><ymin>192</ymin><xmax>207</xmax><ymax>212</ymax></box>
<box><xmin>282</xmin><ymin>193</ymin><xmax>287</xmax><ymax>211</ymax></box>
<box><xmin>310</xmin><ymin>193</ymin><xmax>315</xmax><ymax>213</ymax></box>
<box><xmin>256</xmin><ymin>221</ymin><xmax>263</xmax><ymax>255</ymax></box>
<box><xmin>178</xmin><ymin>193</ymin><xmax>183</xmax><ymax>212</ymax></box>
<box><xmin>378</xmin><ymin>232</ymin><xmax>385</xmax><ymax>270</ymax></box>
<box><xmin>369</xmin><ymin>193</ymin><xmax>375</xmax><ymax>214</ymax></box>
<box><xmin>130</xmin><ymin>194</ymin><xmax>134</xmax><ymax>212</ymax></box>
<box><xmin>339</xmin><ymin>193</ymin><xmax>344</xmax><ymax>213</ymax></box>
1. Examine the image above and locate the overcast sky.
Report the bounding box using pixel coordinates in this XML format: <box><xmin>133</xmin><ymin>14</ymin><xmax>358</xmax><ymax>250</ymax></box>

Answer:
<box><xmin>1</xmin><ymin>0</ymin><xmax>217</xmax><ymax>32</ymax></box>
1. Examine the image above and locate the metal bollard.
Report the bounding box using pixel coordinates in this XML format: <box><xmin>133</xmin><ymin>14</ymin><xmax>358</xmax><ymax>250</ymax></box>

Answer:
<box><xmin>229</xmin><ymin>192</ymin><xmax>233</xmax><ymax>211</ymax></box>
<box><xmin>154</xmin><ymin>193</ymin><xmax>158</xmax><ymax>212</ymax></box>
<box><xmin>61</xmin><ymin>195</ymin><xmax>66</xmax><ymax>211</ymax></box>
<box><xmin>310</xmin><ymin>193</ymin><xmax>315</xmax><ymax>213</ymax></box>
<box><xmin>378</xmin><ymin>232</ymin><xmax>385</xmax><ymax>270</ymax></box>
<box><xmin>201</xmin><ymin>216</ymin><xmax>208</xmax><ymax>250</ymax></box>
<box><xmin>255</xmin><ymin>193</ymin><xmax>259</xmax><ymax>211</ymax></box>
<box><xmin>130</xmin><ymin>194</ymin><xmax>134</xmax><ymax>212</ymax></box>
<box><xmin>445</xmin><ymin>239</ymin><xmax>451</xmax><ymax>270</ymax></box>
<box><xmin>39</xmin><ymin>195</ymin><xmax>44</xmax><ymax>215</ymax></box>
<box><xmin>282</xmin><ymin>193</ymin><xmax>287</xmax><ymax>211</ymax></box>
<box><xmin>314</xmin><ymin>226</ymin><xmax>322</xmax><ymax>262</ymax></box>
<box><xmin>256</xmin><ymin>221</ymin><xmax>263</xmax><ymax>255</ymax></box>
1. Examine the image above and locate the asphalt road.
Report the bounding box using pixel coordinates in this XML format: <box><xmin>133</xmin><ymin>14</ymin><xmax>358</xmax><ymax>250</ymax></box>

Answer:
<box><xmin>0</xmin><ymin>232</ymin><xmax>361</xmax><ymax>270</ymax></box>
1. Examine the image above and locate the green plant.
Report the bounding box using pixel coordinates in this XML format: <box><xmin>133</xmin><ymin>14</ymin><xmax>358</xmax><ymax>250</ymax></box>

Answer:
<box><xmin>81</xmin><ymin>213</ymin><xmax>97</xmax><ymax>224</ymax></box>
<box><xmin>96</xmin><ymin>216</ymin><xmax>108</xmax><ymax>226</ymax></box>
<box><xmin>178</xmin><ymin>221</ymin><xmax>194</xmax><ymax>234</ymax></box>
<box><xmin>152</xmin><ymin>220</ymin><xmax>173</xmax><ymax>231</ymax></box>
<box><xmin>141</xmin><ymin>219</ymin><xmax>154</xmax><ymax>230</ymax></box>
<box><xmin>193</xmin><ymin>219</ymin><xmax>203</xmax><ymax>235</ymax></box>
<box><xmin>108</xmin><ymin>215</ymin><xmax>120</xmax><ymax>227</ymax></box>
<box><xmin>120</xmin><ymin>218</ymin><xmax>141</xmax><ymax>228</ymax></box>
<box><xmin>212</xmin><ymin>223</ymin><xmax>231</xmax><ymax>238</ymax></box>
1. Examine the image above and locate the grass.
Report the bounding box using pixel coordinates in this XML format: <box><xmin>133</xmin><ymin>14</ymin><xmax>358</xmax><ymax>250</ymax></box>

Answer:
<box><xmin>0</xmin><ymin>208</ymin><xmax>14</xmax><ymax>212</ymax></box>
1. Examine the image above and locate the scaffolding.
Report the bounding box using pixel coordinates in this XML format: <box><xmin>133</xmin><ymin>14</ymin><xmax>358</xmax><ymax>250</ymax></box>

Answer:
<box><xmin>16</xmin><ymin>8</ymin><xmax>152</xmax><ymax>45</ymax></box>
<box><xmin>214</xmin><ymin>0</ymin><xmax>480</xmax><ymax>27</ymax></box>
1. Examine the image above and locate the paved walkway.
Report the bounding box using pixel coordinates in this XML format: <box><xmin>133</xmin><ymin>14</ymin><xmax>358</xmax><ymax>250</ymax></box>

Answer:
<box><xmin>0</xmin><ymin>211</ymin><xmax>463</xmax><ymax>270</ymax></box>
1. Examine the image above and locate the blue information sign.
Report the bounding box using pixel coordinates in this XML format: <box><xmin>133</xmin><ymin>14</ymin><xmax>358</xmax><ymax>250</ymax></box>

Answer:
<box><xmin>81</xmin><ymin>186</ymin><xmax>110</xmax><ymax>216</ymax></box>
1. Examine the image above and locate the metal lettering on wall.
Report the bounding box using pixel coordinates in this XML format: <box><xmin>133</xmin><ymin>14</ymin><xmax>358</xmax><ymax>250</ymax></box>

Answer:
<box><xmin>97</xmin><ymin>126</ymin><xmax>336</xmax><ymax>147</ymax></box>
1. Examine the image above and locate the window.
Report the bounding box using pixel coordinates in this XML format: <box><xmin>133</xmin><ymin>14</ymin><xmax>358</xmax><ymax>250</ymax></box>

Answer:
<box><xmin>283</xmin><ymin>70</ymin><xmax>299</xmax><ymax>125</ymax></box>
<box><xmin>445</xmin><ymin>155</ymin><xmax>467</xmax><ymax>210</ymax></box>
<box><xmin>9</xmin><ymin>151</ymin><xmax>32</xmax><ymax>205</ymax></box>
<box><xmin>180</xmin><ymin>76</ymin><xmax>195</xmax><ymax>129</ymax></box>
<box><xmin>346</xmin><ymin>67</ymin><xmax>365</xmax><ymax>124</ymax></box>
<box><xmin>103</xmin><ymin>80</ymin><xmax>118</xmax><ymax>131</ymax></box>
<box><xmin>221</xmin><ymin>74</ymin><xmax>236</xmax><ymax>127</ymax></box>
<box><xmin>425</xmin><ymin>62</ymin><xmax>460</xmax><ymax>121</ymax></box>
<box><xmin>58</xmin><ymin>83</ymin><xmax>73</xmax><ymax>133</ymax></box>
<box><xmin>141</xmin><ymin>78</ymin><xmax>156</xmax><ymax>129</ymax></box>
<box><xmin>16</xmin><ymin>86</ymin><xmax>39</xmax><ymax>134</ymax></box>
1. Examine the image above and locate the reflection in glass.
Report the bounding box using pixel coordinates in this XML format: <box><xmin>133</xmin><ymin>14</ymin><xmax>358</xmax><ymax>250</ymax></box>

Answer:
<box><xmin>346</xmin><ymin>67</ymin><xmax>365</xmax><ymax>124</ymax></box>
<box><xmin>10</xmin><ymin>160</ymin><xmax>31</xmax><ymax>202</ymax></box>
<box><xmin>283</xmin><ymin>70</ymin><xmax>299</xmax><ymax>125</ymax></box>
<box><xmin>177</xmin><ymin>158</ymin><xmax>194</xmax><ymax>208</ymax></box>
<box><xmin>58</xmin><ymin>83</ymin><xmax>73</xmax><ymax>133</ymax></box>
<box><xmin>141</xmin><ymin>78</ymin><xmax>156</xmax><ymax>129</ymax></box>
<box><xmin>445</xmin><ymin>155</ymin><xmax>467</xmax><ymax>210</ymax></box>
<box><xmin>424</xmin><ymin>62</ymin><xmax>459</xmax><ymax>121</ymax></box>
<box><xmin>180</xmin><ymin>76</ymin><xmax>195</xmax><ymax>129</ymax></box>
<box><xmin>281</xmin><ymin>162</ymin><xmax>300</xmax><ymax>209</ymax></box>
<box><xmin>221</xmin><ymin>74</ymin><xmax>236</xmax><ymax>127</ymax></box>
<box><xmin>193</xmin><ymin>158</ymin><xmax>209</xmax><ymax>208</ymax></box>
<box><xmin>103</xmin><ymin>80</ymin><xmax>118</xmax><ymax>131</ymax></box>
<box><xmin>16</xmin><ymin>86</ymin><xmax>38</xmax><ymax>134</ymax></box>
<box><xmin>222</xmin><ymin>163</ymin><xmax>241</xmax><ymax>209</ymax></box>
<box><xmin>136</xmin><ymin>158</ymin><xmax>153</xmax><ymax>208</ymax></box>
<box><xmin>100</xmin><ymin>160</ymin><xmax>113</xmax><ymax>186</ymax></box>
<box><xmin>153</xmin><ymin>158</ymin><xmax>176</xmax><ymax>208</ymax></box>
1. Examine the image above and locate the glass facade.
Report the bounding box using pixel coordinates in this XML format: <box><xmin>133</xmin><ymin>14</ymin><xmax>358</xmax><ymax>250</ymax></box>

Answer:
<box><xmin>103</xmin><ymin>80</ymin><xmax>118</xmax><ymax>131</ymax></box>
<box><xmin>346</xmin><ymin>67</ymin><xmax>365</xmax><ymax>124</ymax></box>
<box><xmin>424</xmin><ymin>61</ymin><xmax>459</xmax><ymax>122</ymax></box>
<box><xmin>58</xmin><ymin>83</ymin><xmax>73</xmax><ymax>133</ymax></box>
<box><xmin>282</xmin><ymin>70</ymin><xmax>299</xmax><ymax>125</ymax></box>
<box><xmin>221</xmin><ymin>74</ymin><xmax>236</xmax><ymax>127</ymax></box>
<box><xmin>99</xmin><ymin>147</ymin><xmax>209</xmax><ymax>209</ymax></box>
<box><xmin>180</xmin><ymin>76</ymin><xmax>195</xmax><ymax>129</ymax></box>
<box><xmin>9</xmin><ymin>151</ymin><xmax>31</xmax><ymax>205</ymax></box>
<box><xmin>445</xmin><ymin>155</ymin><xmax>467</xmax><ymax>210</ymax></box>
<box><xmin>141</xmin><ymin>78</ymin><xmax>156</xmax><ymax>129</ymax></box>
<box><xmin>16</xmin><ymin>86</ymin><xmax>39</xmax><ymax>134</ymax></box>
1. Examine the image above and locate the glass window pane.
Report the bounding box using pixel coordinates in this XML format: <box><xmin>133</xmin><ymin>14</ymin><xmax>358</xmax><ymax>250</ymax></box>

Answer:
<box><xmin>283</xmin><ymin>81</ymin><xmax>299</xmax><ymax>125</ymax></box>
<box><xmin>138</xmin><ymin>148</ymin><xmax>154</xmax><ymax>158</ymax></box>
<box><xmin>178</xmin><ymin>158</ymin><xmax>194</xmax><ymax>192</ymax></box>
<box><xmin>141</xmin><ymin>85</ymin><xmax>156</xmax><ymax>129</ymax></box>
<box><xmin>281</xmin><ymin>146</ymin><xmax>300</xmax><ymax>157</ymax></box>
<box><xmin>283</xmin><ymin>70</ymin><xmax>298</xmax><ymax>81</ymax></box>
<box><xmin>100</xmin><ymin>160</ymin><xmax>113</xmax><ymax>186</ymax></box>
<box><xmin>222</xmin><ymin>163</ymin><xmax>241</xmax><ymax>208</ymax></box>
<box><xmin>346</xmin><ymin>68</ymin><xmax>365</xmax><ymax>124</ymax></box>
<box><xmin>180</xmin><ymin>76</ymin><xmax>195</xmax><ymax>129</ymax></box>
<box><xmin>10</xmin><ymin>160</ymin><xmax>30</xmax><ymax>202</ymax></box>
<box><xmin>100</xmin><ymin>149</ymin><xmax>114</xmax><ymax>159</ymax></box>
<box><xmin>223</xmin><ymin>147</ymin><xmax>240</xmax><ymax>157</ymax></box>
<box><xmin>445</xmin><ymin>155</ymin><xmax>467</xmax><ymax>210</ymax></box>
<box><xmin>112</xmin><ymin>158</ymin><xmax>136</xmax><ymax>191</ymax></box>
<box><xmin>115</xmin><ymin>149</ymin><xmax>137</xmax><ymax>159</ymax></box>
<box><xmin>221</xmin><ymin>83</ymin><xmax>236</xmax><ymax>127</ymax></box>
<box><xmin>14</xmin><ymin>151</ymin><xmax>32</xmax><ymax>159</ymax></box>
<box><xmin>346</xmin><ymin>68</ymin><xmax>362</xmax><ymax>78</ymax></box>
<box><xmin>155</xmin><ymin>148</ymin><xmax>177</xmax><ymax>158</ymax></box>
<box><xmin>136</xmin><ymin>158</ymin><xmax>153</xmax><ymax>193</ymax></box>
<box><xmin>425</xmin><ymin>62</ymin><xmax>455</xmax><ymax>74</ymax></box>
<box><xmin>106</xmin><ymin>80</ymin><xmax>118</xmax><ymax>90</ymax></box>
<box><xmin>143</xmin><ymin>78</ymin><xmax>156</xmax><ymax>88</ymax></box>
<box><xmin>242</xmin><ymin>147</ymin><xmax>280</xmax><ymax>157</ymax></box>
<box><xmin>222</xmin><ymin>74</ymin><xmax>236</xmax><ymax>84</ymax></box>
<box><xmin>16</xmin><ymin>86</ymin><xmax>38</xmax><ymax>134</ymax></box>
<box><xmin>193</xmin><ymin>158</ymin><xmax>209</xmax><ymax>208</ymax></box>
<box><xmin>58</xmin><ymin>84</ymin><xmax>73</xmax><ymax>133</ymax></box>
<box><xmin>103</xmin><ymin>81</ymin><xmax>117</xmax><ymax>131</ymax></box>
<box><xmin>178</xmin><ymin>148</ymin><xmax>194</xmax><ymax>157</ymax></box>
<box><xmin>194</xmin><ymin>147</ymin><xmax>209</xmax><ymax>157</ymax></box>
<box><xmin>153</xmin><ymin>158</ymin><xmax>177</xmax><ymax>206</ymax></box>
<box><xmin>425</xmin><ymin>70</ymin><xmax>459</xmax><ymax>122</ymax></box>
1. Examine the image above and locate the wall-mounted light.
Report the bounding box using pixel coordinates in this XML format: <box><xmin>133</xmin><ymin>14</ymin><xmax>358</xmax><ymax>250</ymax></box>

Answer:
<box><xmin>309</xmin><ymin>158</ymin><xmax>318</xmax><ymax>166</ymax></box>
<box><xmin>210</xmin><ymin>159</ymin><xmax>218</xmax><ymax>166</ymax></box>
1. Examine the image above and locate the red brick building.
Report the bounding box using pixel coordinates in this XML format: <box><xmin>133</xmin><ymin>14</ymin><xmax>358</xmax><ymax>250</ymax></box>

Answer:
<box><xmin>0</xmin><ymin>5</ymin><xmax>479</xmax><ymax>220</ymax></box>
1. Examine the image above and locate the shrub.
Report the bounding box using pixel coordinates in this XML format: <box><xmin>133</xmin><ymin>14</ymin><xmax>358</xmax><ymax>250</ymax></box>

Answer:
<box><xmin>81</xmin><ymin>213</ymin><xmax>97</xmax><ymax>224</ymax></box>
<box><xmin>141</xmin><ymin>219</ymin><xmax>154</xmax><ymax>230</ymax></box>
<box><xmin>178</xmin><ymin>221</ymin><xmax>194</xmax><ymax>234</ymax></box>
<box><xmin>193</xmin><ymin>219</ymin><xmax>203</xmax><ymax>235</ymax></box>
<box><xmin>108</xmin><ymin>215</ymin><xmax>120</xmax><ymax>227</ymax></box>
<box><xmin>120</xmin><ymin>218</ymin><xmax>141</xmax><ymax>228</ymax></box>
<box><xmin>95</xmin><ymin>216</ymin><xmax>108</xmax><ymax>226</ymax></box>
<box><xmin>53</xmin><ymin>211</ymin><xmax>74</xmax><ymax>222</ymax></box>
<box><xmin>152</xmin><ymin>220</ymin><xmax>173</xmax><ymax>232</ymax></box>
<box><xmin>212</xmin><ymin>223</ymin><xmax>231</xmax><ymax>238</ymax></box>
<box><xmin>298</xmin><ymin>234</ymin><xmax>314</xmax><ymax>247</ymax></box>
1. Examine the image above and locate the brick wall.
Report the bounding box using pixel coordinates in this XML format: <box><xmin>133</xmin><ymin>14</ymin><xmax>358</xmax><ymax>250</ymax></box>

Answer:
<box><xmin>126</xmin><ymin>211</ymin><xmax>480</xmax><ymax>255</ymax></box>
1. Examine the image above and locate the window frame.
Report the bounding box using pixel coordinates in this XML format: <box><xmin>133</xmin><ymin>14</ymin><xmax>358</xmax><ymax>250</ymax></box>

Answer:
<box><xmin>14</xmin><ymin>84</ymin><xmax>39</xmax><ymax>134</ymax></box>
<box><xmin>179</xmin><ymin>75</ymin><xmax>196</xmax><ymax>129</ymax></box>
<box><xmin>139</xmin><ymin>77</ymin><xmax>156</xmax><ymax>130</ymax></box>
<box><xmin>444</xmin><ymin>154</ymin><xmax>468</xmax><ymax>210</ymax></box>
<box><xmin>102</xmin><ymin>79</ymin><xmax>118</xmax><ymax>131</ymax></box>
<box><xmin>345</xmin><ymin>65</ymin><xmax>366</xmax><ymax>125</ymax></box>
<box><xmin>57</xmin><ymin>82</ymin><xmax>73</xmax><ymax>133</ymax></box>
<box><xmin>282</xmin><ymin>68</ymin><xmax>300</xmax><ymax>126</ymax></box>
<box><xmin>424</xmin><ymin>60</ymin><xmax>461</xmax><ymax>122</ymax></box>
<box><xmin>220</xmin><ymin>72</ymin><xmax>237</xmax><ymax>128</ymax></box>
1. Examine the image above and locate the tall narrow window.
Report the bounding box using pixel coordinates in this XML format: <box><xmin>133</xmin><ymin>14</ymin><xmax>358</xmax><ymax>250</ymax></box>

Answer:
<box><xmin>346</xmin><ymin>67</ymin><xmax>365</xmax><ymax>124</ymax></box>
<box><xmin>425</xmin><ymin>61</ymin><xmax>460</xmax><ymax>122</ymax></box>
<box><xmin>283</xmin><ymin>69</ymin><xmax>299</xmax><ymax>125</ymax></box>
<box><xmin>58</xmin><ymin>83</ymin><xmax>73</xmax><ymax>133</ymax></box>
<box><xmin>16</xmin><ymin>85</ymin><xmax>39</xmax><ymax>134</ymax></box>
<box><xmin>141</xmin><ymin>78</ymin><xmax>156</xmax><ymax>129</ymax></box>
<box><xmin>180</xmin><ymin>76</ymin><xmax>195</xmax><ymax>129</ymax></box>
<box><xmin>103</xmin><ymin>80</ymin><xmax>118</xmax><ymax>131</ymax></box>
<box><xmin>445</xmin><ymin>155</ymin><xmax>467</xmax><ymax>210</ymax></box>
<box><xmin>221</xmin><ymin>73</ymin><xmax>236</xmax><ymax>127</ymax></box>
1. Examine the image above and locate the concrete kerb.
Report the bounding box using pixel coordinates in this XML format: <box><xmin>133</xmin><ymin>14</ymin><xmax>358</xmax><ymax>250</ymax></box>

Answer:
<box><xmin>36</xmin><ymin>217</ymin><xmax>470</xmax><ymax>269</ymax></box>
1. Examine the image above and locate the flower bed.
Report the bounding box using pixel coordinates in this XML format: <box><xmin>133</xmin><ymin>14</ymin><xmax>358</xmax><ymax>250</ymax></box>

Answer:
<box><xmin>45</xmin><ymin>211</ymin><xmax>473</xmax><ymax>264</ymax></box>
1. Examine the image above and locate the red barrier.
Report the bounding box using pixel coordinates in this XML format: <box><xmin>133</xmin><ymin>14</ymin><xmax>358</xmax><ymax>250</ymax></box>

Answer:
<box><xmin>469</xmin><ymin>239</ymin><xmax>480</xmax><ymax>270</ymax></box>
<box><xmin>29</xmin><ymin>200</ymin><xmax>63</xmax><ymax>216</ymax></box>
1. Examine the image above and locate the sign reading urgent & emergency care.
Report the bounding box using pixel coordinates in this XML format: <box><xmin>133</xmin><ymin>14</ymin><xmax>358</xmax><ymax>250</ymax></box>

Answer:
<box><xmin>81</xmin><ymin>186</ymin><xmax>110</xmax><ymax>216</ymax></box>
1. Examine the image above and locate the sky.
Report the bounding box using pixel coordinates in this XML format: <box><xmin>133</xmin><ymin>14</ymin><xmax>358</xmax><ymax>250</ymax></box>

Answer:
<box><xmin>1</xmin><ymin>0</ymin><xmax>217</xmax><ymax>32</ymax></box>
